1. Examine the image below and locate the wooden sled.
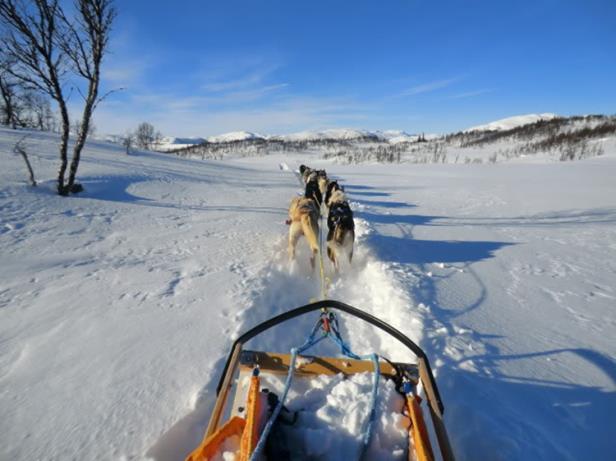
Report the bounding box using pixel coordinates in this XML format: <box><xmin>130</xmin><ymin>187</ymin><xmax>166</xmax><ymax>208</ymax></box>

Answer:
<box><xmin>186</xmin><ymin>300</ymin><xmax>455</xmax><ymax>461</ymax></box>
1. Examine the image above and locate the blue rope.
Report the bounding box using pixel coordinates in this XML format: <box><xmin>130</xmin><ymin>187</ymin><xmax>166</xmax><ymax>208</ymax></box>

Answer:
<box><xmin>330</xmin><ymin>317</ymin><xmax>381</xmax><ymax>458</ymax></box>
<box><xmin>250</xmin><ymin>322</ymin><xmax>326</xmax><ymax>460</ymax></box>
<box><xmin>249</xmin><ymin>314</ymin><xmax>380</xmax><ymax>461</ymax></box>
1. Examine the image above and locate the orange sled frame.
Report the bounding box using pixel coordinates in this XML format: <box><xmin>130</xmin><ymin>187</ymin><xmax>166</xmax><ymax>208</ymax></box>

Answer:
<box><xmin>187</xmin><ymin>300</ymin><xmax>455</xmax><ymax>461</ymax></box>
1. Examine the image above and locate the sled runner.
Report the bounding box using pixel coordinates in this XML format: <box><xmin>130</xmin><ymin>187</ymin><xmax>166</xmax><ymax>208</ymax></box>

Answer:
<box><xmin>186</xmin><ymin>300</ymin><xmax>455</xmax><ymax>461</ymax></box>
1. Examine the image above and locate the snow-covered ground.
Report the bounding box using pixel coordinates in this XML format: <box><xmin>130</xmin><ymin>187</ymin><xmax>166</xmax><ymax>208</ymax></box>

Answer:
<box><xmin>1</xmin><ymin>126</ymin><xmax>615</xmax><ymax>460</ymax></box>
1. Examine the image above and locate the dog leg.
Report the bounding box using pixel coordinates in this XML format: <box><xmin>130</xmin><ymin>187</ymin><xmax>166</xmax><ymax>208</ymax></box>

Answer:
<box><xmin>288</xmin><ymin>223</ymin><xmax>301</xmax><ymax>261</ymax></box>
<box><xmin>310</xmin><ymin>252</ymin><xmax>316</xmax><ymax>271</ymax></box>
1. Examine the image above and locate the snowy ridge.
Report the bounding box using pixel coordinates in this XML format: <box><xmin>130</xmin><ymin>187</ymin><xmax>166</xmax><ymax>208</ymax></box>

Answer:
<box><xmin>206</xmin><ymin>130</ymin><xmax>264</xmax><ymax>143</ymax></box>
<box><xmin>376</xmin><ymin>130</ymin><xmax>419</xmax><ymax>144</ymax></box>
<box><xmin>272</xmin><ymin>128</ymin><xmax>379</xmax><ymax>142</ymax></box>
<box><xmin>155</xmin><ymin>136</ymin><xmax>206</xmax><ymax>152</ymax></box>
<box><xmin>465</xmin><ymin>113</ymin><xmax>558</xmax><ymax>132</ymax></box>
<box><xmin>162</xmin><ymin>136</ymin><xmax>206</xmax><ymax>145</ymax></box>
<box><xmin>166</xmin><ymin>128</ymin><xmax>419</xmax><ymax>145</ymax></box>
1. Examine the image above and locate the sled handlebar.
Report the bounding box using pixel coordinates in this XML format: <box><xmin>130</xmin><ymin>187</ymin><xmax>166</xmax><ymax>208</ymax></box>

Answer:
<box><xmin>215</xmin><ymin>299</ymin><xmax>445</xmax><ymax>415</ymax></box>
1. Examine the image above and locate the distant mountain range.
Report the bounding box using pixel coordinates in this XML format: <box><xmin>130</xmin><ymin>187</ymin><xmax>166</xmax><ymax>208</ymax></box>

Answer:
<box><xmin>162</xmin><ymin>113</ymin><xmax>614</xmax><ymax>165</ymax></box>
<box><xmin>154</xmin><ymin>113</ymin><xmax>566</xmax><ymax>151</ymax></box>
<box><xmin>155</xmin><ymin>128</ymin><xmax>421</xmax><ymax>151</ymax></box>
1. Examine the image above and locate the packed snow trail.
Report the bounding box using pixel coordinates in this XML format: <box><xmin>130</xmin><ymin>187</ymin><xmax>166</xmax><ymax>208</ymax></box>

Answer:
<box><xmin>148</xmin><ymin>160</ymin><xmax>425</xmax><ymax>460</ymax></box>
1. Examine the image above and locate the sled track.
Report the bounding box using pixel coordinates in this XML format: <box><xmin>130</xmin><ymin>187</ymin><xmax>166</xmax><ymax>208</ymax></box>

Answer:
<box><xmin>232</xmin><ymin>163</ymin><xmax>426</xmax><ymax>362</ymax></box>
<box><xmin>148</xmin><ymin>162</ymin><xmax>429</xmax><ymax>460</ymax></box>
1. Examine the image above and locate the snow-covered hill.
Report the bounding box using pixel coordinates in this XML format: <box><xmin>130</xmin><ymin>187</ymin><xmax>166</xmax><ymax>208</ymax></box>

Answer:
<box><xmin>206</xmin><ymin>130</ymin><xmax>264</xmax><ymax>143</ymax></box>
<box><xmin>1</xmin><ymin>127</ymin><xmax>615</xmax><ymax>460</ymax></box>
<box><xmin>161</xmin><ymin>128</ymin><xmax>419</xmax><ymax>146</ymax></box>
<box><xmin>155</xmin><ymin>136</ymin><xmax>206</xmax><ymax>152</ymax></box>
<box><xmin>465</xmin><ymin>113</ymin><xmax>558</xmax><ymax>132</ymax></box>
<box><xmin>272</xmin><ymin>128</ymin><xmax>378</xmax><ymax>142</ymax></box>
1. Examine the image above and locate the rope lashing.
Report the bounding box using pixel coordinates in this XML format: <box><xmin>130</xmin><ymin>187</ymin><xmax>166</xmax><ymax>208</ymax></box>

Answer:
<box><xmin>249</xmin><ymin>312</ymin><xmax>380</xmax><ymax>461</ymax></box>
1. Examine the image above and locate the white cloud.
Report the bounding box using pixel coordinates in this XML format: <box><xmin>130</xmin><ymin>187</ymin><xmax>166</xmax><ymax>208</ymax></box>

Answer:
<box><xmin>447</xmin><ymin>88</ymin><xmax>494</xmax><ymax>99</ymax></box>
<box><xmin>93</xmin><ymin>93</ymin><xmax>368</xmax><ymax>137</ymax></box>
<box><xmin>398</xmin><ymin>77</ymin><xmax>460</xmax><ymax>97</ymax></box>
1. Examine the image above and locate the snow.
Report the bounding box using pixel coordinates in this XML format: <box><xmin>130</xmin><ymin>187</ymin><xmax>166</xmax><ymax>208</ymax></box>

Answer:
<box><xmin>206</xmin><ymin>131</ymin><xmax>264</xmax><ymax>143</ymax></box>
<box><xmin>1</xmin><ymin>126</ymin><xmax>615</xmax><ymax>460</ymax></box>
<box><xmin>376</xmin><ymin>130</ymin><xmax>419</xmax><ymax>144</ymax></box>
<box><xmin>465</xmin><ymin>113</ymin><xmax>558</xmax><ymax>132</ymax></box>
<box><xmin>271</xmin><ymin>129</ymin><xmax>377</xmax><ymax>142</ymax></box>
<box><xmin>252</xmin><ymin>372</ymin><xmax>409</xmax><ymax>460</ymax></box>
<box><xmin>154</xmin><ymin>137</ymin><xmax>206</xmax><ymax>152</ymax></box>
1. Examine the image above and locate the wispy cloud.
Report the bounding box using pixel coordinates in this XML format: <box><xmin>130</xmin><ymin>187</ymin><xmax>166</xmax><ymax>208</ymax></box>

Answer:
<box><xmin>202</xmin><ymin>66</ymin><xmax>278</xmax><ymax>92</ymax></box>
<box><xmin>447</xmin><ymin>88</ymin><xmax>495</xmax><ymax>99</ymax></box>
<box><xmin>398</xmin><ymin>77</ymin><xmax>460</xmax><ymax>97</ymax></box>
<box><xmin>93</xmin><ymin>93</ymin><xmax>368</xmax><ymax>137</ymax></box>
<box><xmin>207</xmin><ymin>83</ymin><xmax>289</xmax><ymax>104</ymax></box>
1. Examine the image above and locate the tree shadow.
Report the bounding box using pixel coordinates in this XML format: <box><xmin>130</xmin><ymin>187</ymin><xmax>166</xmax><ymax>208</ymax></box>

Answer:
<box><xmin>359</xmin><ymin>206</ymin><xmax>616</xmax><ymax>459</ymax></box>
<box><xmin>359</xmin><ymin>211</ymin><xmax>436</xmax><ymax>226</ymax></box>
<box><xmin>82</xmin><ymin>175</ymin><xmax>153</xmax><ymax>203</ymax></box>
<box><xmin>79</xmin><ymin>175</ymin><xmax>287</xmax><ymax>216</ymax></box>
<box><xmin>439</xmin><ymin>348</ymin><xmax>616</xmax><ymax>460</ymax></box>
<box><xmin>441</xmin><ymin>208</ymin><xmax>616</xmax><ymax>227</ymax></box>
<box><xmin>353</xmin><ymin>199</ymin><xmax>416</xmax><ymax>209</ymax></box>
<box><xmin>366</xmin><ymin>234</ymin><xmax>515</xmax><ymax>265</ymax></box>
<box><xmin>343</xmin><ymin>184</ymin><xmax>377</xmax><ymax>190</ymax></box>
<box><xmin>348</xmin><ymin>190</ymin><xmax>391</xmax><ymax>197</ymax></box>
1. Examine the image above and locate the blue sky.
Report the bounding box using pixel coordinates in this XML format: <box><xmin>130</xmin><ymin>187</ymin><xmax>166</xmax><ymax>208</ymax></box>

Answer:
<box><xmin>95</xmin><ymin>0</ymin><xmax>616</xmax><ymax>136</ymax></box>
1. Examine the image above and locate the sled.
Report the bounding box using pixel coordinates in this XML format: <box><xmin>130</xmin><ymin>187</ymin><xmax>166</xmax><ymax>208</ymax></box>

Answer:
<box><xmin>186</xmin><ymin>300</ymin><xmax>455</xmax><ymax>461</ymax></box>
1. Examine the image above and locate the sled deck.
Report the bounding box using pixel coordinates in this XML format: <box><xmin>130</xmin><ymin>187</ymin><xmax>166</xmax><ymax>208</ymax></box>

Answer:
<box><xmin>186</xmin><ymin>300</ymin><xmax>455</xmax><ymax>461</ymax></box>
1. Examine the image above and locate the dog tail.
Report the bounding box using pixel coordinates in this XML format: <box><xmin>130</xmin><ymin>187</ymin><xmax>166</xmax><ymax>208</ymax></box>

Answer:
<box><xmin>301</xmin><ymin>213</ymin><xmax>319</xmax><ymax>255</ymax></box>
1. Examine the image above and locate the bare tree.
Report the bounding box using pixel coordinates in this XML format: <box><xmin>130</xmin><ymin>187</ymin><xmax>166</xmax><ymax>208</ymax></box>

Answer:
<box><xmin>0</xmin><ymin>0</ymin><xmax>116</xmax><ymax>195</ymax></box>
<box><xmin>57</xmin><ymin>0</ymin><xmax>116</xmax><ymax>193</ymax></box>
<box><xmin>0</xmin><ymin>0</ymin><xmax>71</xmax><ymax>194</ymax></box>
<box><xmin>13</xmin><ymin>135</ymin><xmax>37</xmax><ymax>186</ymax></box>
<box><xmin>135</xmin><ymin>122</ymin><xmax>159</xmax><ymax>150</ymax></box>
<box><xmin>0</xmin><ymin>55</ymin><xmax>21</xmax><ymax>128</ymax></box>
<box><xmin>21</xmin><ymin>90</ymin><xmax>55</xmax><ymax>130</ymax></box>
<box><xmin>122</xmin><ymin>131</ymin><xmax>133</xmax><ymax>155</ymax></box>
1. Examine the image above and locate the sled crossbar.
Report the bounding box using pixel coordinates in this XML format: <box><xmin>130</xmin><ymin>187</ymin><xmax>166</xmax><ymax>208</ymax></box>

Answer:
<box><xmin>239</xmin><ymin>350</ymin><xmax>419</xmax><ymax>381</ymax></box>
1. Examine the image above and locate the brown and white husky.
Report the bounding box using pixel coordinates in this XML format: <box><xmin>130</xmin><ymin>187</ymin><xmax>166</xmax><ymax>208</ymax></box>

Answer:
<box><xmin>287</xmin><ymin>196</ymin><xmax>320</xmax><ymax>269</ymax></box>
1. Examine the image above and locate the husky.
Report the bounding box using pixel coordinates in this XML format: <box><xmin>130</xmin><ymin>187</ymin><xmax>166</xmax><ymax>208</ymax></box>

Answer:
<box><xmin>325</xmin><ymin>180</ymin><xmax>343</xmax><ymax>208</ymax></box>
<box><xmin>326</xmin><ymin>190</ymin><xmax>355</xmax><ymax>270</ymax></box>
<box><xmin>316</xmin><ymin>170</ymin><xmax>329</xmax><ymax>199</ymax></box>
<box><xmin>304</xmin><ymin>175</ymin><xmax>323</xmax><ymax>207</ymax></box>
<box><xmin>300</xmin><ymin>165</ymin><xmax>315</xmax><ymax>184</ymax></box>
<box><xmin>287</xmin><ymin>196</ymin><xmax>320</xmax><ymax>269</ymax></box>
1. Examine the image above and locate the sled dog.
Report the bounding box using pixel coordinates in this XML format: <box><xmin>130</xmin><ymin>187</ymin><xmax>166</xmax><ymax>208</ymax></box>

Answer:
<box><xmin>287</xmin><ymin>196</ymin><xmax>320</xmax><ymax>269</ymax></box>
<box><xmin>326</xmin><ymin>190</ymin><xmax>355</xmax><ymax>270</ymax></box>
<box><xmin>300</xmin><ymin>165</ymin><xmax>315</xmax><ymax>184</ymax></box>
<box><xmin>305</xmin><ymin>175</ymin><xmax>323</xmax><ymax>207</ymax></box>
<box><xmin>325</xmin><ymin>180</ymin><xmax>343</xmax><ymax>208</ymax></box>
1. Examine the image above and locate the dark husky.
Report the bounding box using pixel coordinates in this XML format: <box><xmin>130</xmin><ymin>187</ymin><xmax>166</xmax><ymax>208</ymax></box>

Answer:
<box><xmin>326</xmin><ymin>189</ymin><xmax>355</xmax><ymax>270</ymax></box>
<box><xmin>325</xmin><ymin>180</ymin><xmax>343</xmax><ymax>208</ymax></box>
<box><xmin>304</xmin><ymin>176</ymin><xmax>323</xmax><ymax>207</ymax></box>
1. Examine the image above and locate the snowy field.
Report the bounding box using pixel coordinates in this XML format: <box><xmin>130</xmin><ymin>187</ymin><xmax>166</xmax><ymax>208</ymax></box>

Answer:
<box><xmin>1</xmin><ymin>126</ymin><xmax>615</xmax><ymax>460</ymax></box>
